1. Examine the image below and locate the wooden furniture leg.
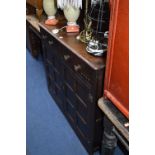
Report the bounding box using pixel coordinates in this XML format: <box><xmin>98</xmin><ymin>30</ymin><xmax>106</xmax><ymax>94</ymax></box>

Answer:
<box><xmin>98</xmin><ymin>98</ymin><xmax>129</xmax><ymax>155</ymax></box>
<box><xmin>101</xmin><ymin>117</ymin><xmax>117</xmax><ymax>155</ymax></box>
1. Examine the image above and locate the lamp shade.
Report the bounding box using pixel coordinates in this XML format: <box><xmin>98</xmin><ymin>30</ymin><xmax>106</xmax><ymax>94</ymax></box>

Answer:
<box><xmin>57</xmin><ymin>0</ymin><xmax>82</xmax><ymax>9</ymax></box>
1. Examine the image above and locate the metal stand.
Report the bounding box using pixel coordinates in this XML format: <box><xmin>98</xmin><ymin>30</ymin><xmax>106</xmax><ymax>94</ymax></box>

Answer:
<box><xmin>78</xmin><ymin>0</ymin><xmax>93</xmax><ymax>43</ymax></box>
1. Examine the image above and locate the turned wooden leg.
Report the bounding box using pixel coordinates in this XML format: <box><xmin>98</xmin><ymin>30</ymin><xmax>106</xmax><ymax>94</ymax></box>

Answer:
<box><xmin>101</xmin><ymin>117</ymin><xmax>117</xmax><ymax>155</ymax></box>
<box><xmin>36</xmin><ymin>8</ymin><xmax>43</xmax><ymax>21</ymax></box>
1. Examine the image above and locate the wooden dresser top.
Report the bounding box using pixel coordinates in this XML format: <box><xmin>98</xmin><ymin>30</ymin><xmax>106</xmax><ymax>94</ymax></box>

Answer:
<box><xmin>39</xmin><ymin>17</ymin><xmax>106</xmax><ymax>70</ymax></box>
<box><xmin>26</xmin><ymin>15</ymin><xmax>41</xmax><ymax>32</ymax></box>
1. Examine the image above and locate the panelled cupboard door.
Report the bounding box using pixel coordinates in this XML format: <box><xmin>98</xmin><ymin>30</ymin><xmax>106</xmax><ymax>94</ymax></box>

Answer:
<box><xmin>104</xmin><ymin>0</ymin><xmax>129</xmax><ymax>118</ymax></box>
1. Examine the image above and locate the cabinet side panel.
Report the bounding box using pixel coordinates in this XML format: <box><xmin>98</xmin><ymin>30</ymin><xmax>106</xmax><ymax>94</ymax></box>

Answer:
<box><xmin>104</xmin><ymin>0</ymin><xmax>129</xmax><ymax>118</ymax></box>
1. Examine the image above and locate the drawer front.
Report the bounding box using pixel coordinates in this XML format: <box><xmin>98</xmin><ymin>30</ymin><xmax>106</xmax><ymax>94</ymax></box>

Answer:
<box><xmin>55</xmin><ymin>84</ymin><xmax>64</xmax><ymax>110</ymax></box>
<box><xmin>76</xmin><ymin>97</ymin><xmax>88</xmax><ymax>122</ymax></box>
<box><xmin>77</xmin><ymin>113</ymin><xmax>91</xmax><ymax>140</ymax></box>
<box><xmin>64</xmin><ymin>67</ymin><xmax>76</xmax><ymax>91</ymax></box>
<box><xmin>61</xmin><ymin>46</ymin><xmax>96</xmax><ymax>84</ymax></box>
<box><xmin>76</xmin><ymin>79</ymin><xmax>94</xmax><ymax>105</ymax></box>
<box><xmin>47</xmin><ymin>57</ymin><xmax>63</xmax><ymax>90</ymax></box>
<box><xmin>54</xmin><ymin>70</ymin><xmax>63</xmax><ymax>89</ymax></box>
<box><xmin>48</xmin><ymin>75</ymin><xmax>56</xmax><ymax>95</ymax></box>
<box><xmin>47</xmin><ymin>61</ymin><xmax>54</xmax><ymax>80</ymax></box>
<box><xmin>46</xmin><ymin>41</ymin><xmax>57</xmax><ymax>63</ymax></box>
<box><xmin>41</xmin><ymin>28</ymin><xmax>49</xmax><ymax>41</ymax></box>
<box><xmin>46</xmin><ymin>51</ymin><xmax>54</xmax><ymax>65</ymax></box>
<box><xmin>65</xmin><ymin>84</ymin><xmax>76</xmax><ymax>105</ymax></box>
<box><xmin>41</xmin><ymin>28</ymin><xmax>56</xmax><ymax>58</ymax></box>
<box><xmin>41</xmin><ymin>29</ymin><xmax>55</xmax><ymax>64</ymax></box>
<box><xmin>65</xmin><ymin>99</ymin><xmax>76</xmax><ymax>124</ymax></box>
<box><xmin>53</xmin><ymin>55</ymin><xmax>62</xmax><ymax>74</ymax></box>
<box><xmin>64</xmin><ymin>85</ymin><xmax>77</xmax><ymax>124</ymax></box>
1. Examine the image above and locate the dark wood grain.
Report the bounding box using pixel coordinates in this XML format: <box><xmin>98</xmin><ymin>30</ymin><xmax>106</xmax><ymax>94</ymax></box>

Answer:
<box><xmin>40</xmin><ymin>21</ymin><xmax>106</xmax><ymax>154</ymax></box>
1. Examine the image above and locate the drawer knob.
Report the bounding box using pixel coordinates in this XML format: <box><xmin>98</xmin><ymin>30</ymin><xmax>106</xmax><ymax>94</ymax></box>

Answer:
<box><xmin>48</xmin><ymin>40</ymin><xmax>53</xmax><ymax>45</ymax></box>
<box><xmin>64</xmin><ymin>55</ymin><xmax>70</xmax><ymax>60</ymax></box>
<box><xmin>42</xmin><ymin>35</ymin><xmax>47</xmax><ymax>39</ymax></box>
<box><xmin>74</xmin><ymin>64</ymin><xmax>81</xmax><ymax>71</ymax></box>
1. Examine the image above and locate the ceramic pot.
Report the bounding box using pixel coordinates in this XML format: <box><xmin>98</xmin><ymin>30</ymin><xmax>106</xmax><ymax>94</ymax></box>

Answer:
<box><xmin>43</xmin><ymin>0</ymin><xmax>58</xmax><ymax>25</ymax></box>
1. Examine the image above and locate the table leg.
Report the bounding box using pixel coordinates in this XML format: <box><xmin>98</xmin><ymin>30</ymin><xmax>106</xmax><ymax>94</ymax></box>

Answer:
<box><xmin>101</xmin><ymin>117</ymin><xmax>117</xmax><ymax>155</ymax></box>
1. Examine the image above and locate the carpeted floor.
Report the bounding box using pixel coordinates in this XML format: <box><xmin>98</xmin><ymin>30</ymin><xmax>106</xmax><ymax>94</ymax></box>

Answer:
<box><xmin>26</xmin><ymin>49</ymin><xmax>124</xmax><ymax>155</ymax></box>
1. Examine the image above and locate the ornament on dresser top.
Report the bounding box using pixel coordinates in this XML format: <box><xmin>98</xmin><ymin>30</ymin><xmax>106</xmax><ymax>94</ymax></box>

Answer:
<box><xmin>52</xmin><ymin>26</ymin><xmax>66</xmax><ymax>34</ymax></box>
<box><xmin>77</xmin><ymin>0</ymin><xmax>93</xmax><ymax>43</ymax></box>
<box><xmin>43</xmin><ymin>0</ymin><xmax>58</xmax><ymax>25</ymax></box>
<box><xmin>86</xmin><ymin>0</ymin><xmax>110</xmax><ymax>56</ymax></box>
<box><xmin>57</xmin><ymin>0</ymin><xmax>82</xmax><ymax>32</ymax></box>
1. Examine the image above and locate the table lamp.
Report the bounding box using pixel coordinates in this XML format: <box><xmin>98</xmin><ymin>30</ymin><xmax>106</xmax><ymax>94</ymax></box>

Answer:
<box><xmin>57</xmin><ymin>0</ymin><xmax>82</xmax><ymax>32</ymax></box>
<box><xmin>43</xmin><ymin>0</ymin><xmax>58</xmax><ymax>25</ymax></box>
<box><xmin>86</xmin><ymin>0</ymin><xmax>110</xmax><ymax>56</ymax></box>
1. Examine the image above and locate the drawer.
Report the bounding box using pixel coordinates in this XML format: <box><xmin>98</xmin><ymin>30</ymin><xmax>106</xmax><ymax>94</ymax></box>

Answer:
<box><xmin>77</xmin><ymin>113</ymin><xmax>91</xmax><ymax>140</ymax></box>
<box><xmin>76</xmin><ymin>79</ymin><xmax>94</xmax><ymax>104</ymax></box>
<box><xmin>53</xmin><ymin>56</ymin><xmax>62</xmax><ymax>74</ymax></box>
<box><xmin>46</xmin><ymin>48</ymin><xmax>54</xmax><ymax>64</ymax></box>
<box><xmin>64</xmin><ymin>67</ymin><xmax>76</xmax><ymax>91</ymax></box>
<box><xmin>48</xmin><ymin>76</ymin><xmax>56</xmax><ymax>95</ymax></box>
<box><xmin>46</xmin><ymin>61</ymin><xmax>54</xmax><ymax>80</ymax></box>
<box><xmin>65</xmin><ymin>84</ymin><xmax>76</xmax><ymax>106</ymax></box>
<box><xmin>41</xmin><ymin>28</ymin><xmax>58</xmax><ymax>57</ymax></box>
<box><xmin>46</xmin><ymin>43</ymin><xmax>56</xmax><ymax>61</ymax></box>
<box><xmin>41</xmin><ymin>28</ymin><xmax>49</xmax><ymax>41</ymax></box>
<box><xmin>55</xmin><ymin>84</ymin><xmax>64</xmax><ymax>110</ymax></box>
<box><xmin>61</xmin><ymin>46</ymin><xmax>96</xmax><ymax>84</ymax></box>
<box><xmin>41</xmin><ymin>27</ymin><xmax>96</xmax><ymax>85</ymax></box>
<box><xmin>54</xmin><ymin>70</ymin><xmax>63</xmax><ymax>88</ymax></box>
<box><xmin>76</xmin><ymin>97</ymin><xmax>88</xmax><ymax>123</ymax></box>
<box><xmin>65</xmin><ymin>98</ymin><xmax>76</xmax><ymax>123</ymax></box>
<box><xmin>47</xmin><ymin>56</ymin><xmax>62</xmax><ymax>75</ymax></box>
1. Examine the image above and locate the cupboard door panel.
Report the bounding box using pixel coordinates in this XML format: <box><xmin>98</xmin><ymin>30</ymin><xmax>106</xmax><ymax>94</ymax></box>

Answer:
<box><xmin>66</xmin><ymin>99</ymin><xmax>76</xmax><ymax>124</ymax></box>
<box><xmin>76</xmin><ymin>113</ymin><xmax>91</xmax><ymax>140</ymax></box>
<box><xmin>55</xmin><ymin>84</ymin><xmax>64</xmax><ymax>110</ymax></box>
<box><xmin>76</xmin><ymin>80</ymin><xmax>93</xmax><ymax>105</ymax></box>
<box><xmin>64</xmin><ymin>67</ymin><xmax>76</xmax><ymax>91</ymax></box>
<box><xmin>76</xmin><ymin>97</ymin><xmax>88</xmax><ymax>122</ymax></box>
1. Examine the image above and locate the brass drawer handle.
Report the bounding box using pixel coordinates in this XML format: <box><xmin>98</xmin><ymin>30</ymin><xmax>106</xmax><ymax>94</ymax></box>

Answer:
<box><xmin>74</xmin><ymin>64</ymin><xmax>81</xmax><ymax>71</ymax></box>
<box><xmin>64</xmin><ymin>55</ymin><xmax>70</xmax><ymax>60</ymax></box>
<box><xmin>48</xmin><ymin>40</ymin><xmax>53</xmax><ymax>45</ymax></box>
<box><xmin>42</xmin><ymin>35</ymin><xmax>47</xmax><ymax>39</ymax></box>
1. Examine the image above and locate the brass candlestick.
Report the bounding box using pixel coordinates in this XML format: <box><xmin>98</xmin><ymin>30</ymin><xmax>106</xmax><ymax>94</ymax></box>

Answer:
<box><xmin>78</xmin><ymin>0</ymin><xmax>93</xmax><ymax>43</ymax></box>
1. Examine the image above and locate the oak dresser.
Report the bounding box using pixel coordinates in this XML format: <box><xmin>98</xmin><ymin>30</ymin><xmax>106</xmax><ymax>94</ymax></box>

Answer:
<box><xmin>39</xmin><ymin>18</ymin><xmax>106</xmax><ymax>154</ymax></box>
